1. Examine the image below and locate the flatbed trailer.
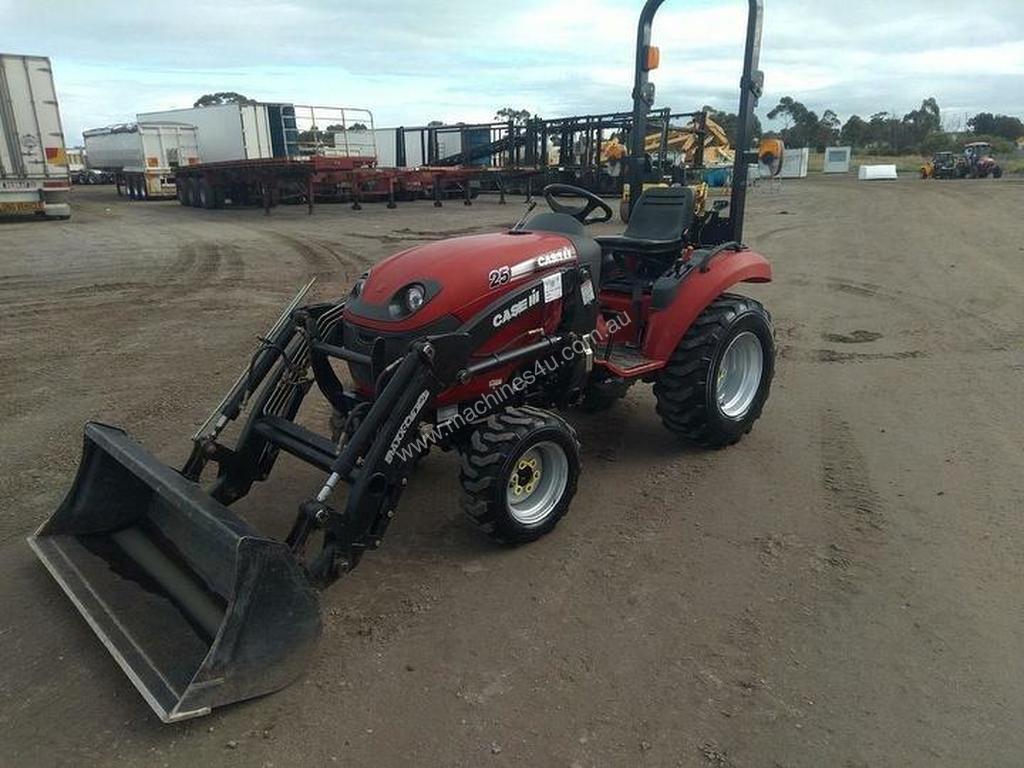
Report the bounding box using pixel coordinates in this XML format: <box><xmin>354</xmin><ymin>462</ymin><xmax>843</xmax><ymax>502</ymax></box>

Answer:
<box><xmin>172</xmin><ymin>155</ymin><xmax>538</xmax><ymax>213</ymax></box>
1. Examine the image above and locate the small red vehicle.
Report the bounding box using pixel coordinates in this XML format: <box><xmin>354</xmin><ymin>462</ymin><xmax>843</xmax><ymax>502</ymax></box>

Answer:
<box><xmin>31</xmin><ymin>0</ymin><xmax>775</xmax><ymax>722</ymax></box>
<box><xmin>958</xmin><ymin>141</ymin><xmax>1003</xmax><ymax>178</ymax></box>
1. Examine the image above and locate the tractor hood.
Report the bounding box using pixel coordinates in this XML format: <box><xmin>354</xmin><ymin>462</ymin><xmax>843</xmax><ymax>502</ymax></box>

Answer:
<box><xmin>344</xmin><ymin>231</ymin><xmax>578</xmax><ymax>330</ymax></box>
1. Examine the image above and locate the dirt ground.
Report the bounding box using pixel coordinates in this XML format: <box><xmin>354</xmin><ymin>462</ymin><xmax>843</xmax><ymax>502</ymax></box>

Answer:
<box><xmin>0</xmin><ymin>177</ymin><xmax>1022</xmax><ymax>767</ymax></box>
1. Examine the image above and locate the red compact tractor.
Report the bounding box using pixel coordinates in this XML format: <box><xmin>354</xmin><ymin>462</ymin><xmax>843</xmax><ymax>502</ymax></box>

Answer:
<box><xmin>958</xmin><ymin>141</ymin><xmax>1003</xmax><ymax>179</ymax></box>
<box><xmin>30</xmin><ymin>0</ymin><xmax>775</xmax><ymax>722</ymax></box>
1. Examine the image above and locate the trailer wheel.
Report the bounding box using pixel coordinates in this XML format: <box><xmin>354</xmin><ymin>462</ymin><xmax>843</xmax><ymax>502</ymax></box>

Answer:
<box><xmin>459</xmin><ymin>406</ymin><xmax>580</xmax><ymax>543</ymax></box>
<box><xmin>654</xmin><ymin>293</ymin><xmax>774</xmax><ymax>447</ymax></box>
<box><xmin>198</xmin><ymin>179</ymin><xmax>219</xmax><ymax>209</ymax></box>
<box><xmin>187</xmin><ymin>178</ymin><xmax>201</xmax><ymax>207</ymax></box>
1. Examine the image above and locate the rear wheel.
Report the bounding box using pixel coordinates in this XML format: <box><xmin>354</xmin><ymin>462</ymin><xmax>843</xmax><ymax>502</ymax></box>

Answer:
<box><xmin>198</xmin><ymin>179</ymin><xmax>212</xmax><ymax>208</ymax></box>
<box><xmin>187</xmin><ymin>178</ymin><xmax>201</xmax><ymax>207</ymax></box>
<box><xmin>654</xmin><ymin>294</ymin><xmax>774</xmax><ymax>447</ymax></box>
<box><xmin>198</xmin><ymin>179</ymin><xmax>221</xmax><ymax>209</ymax></box>
<box><xmin>459</xmin><ymin>406</ymin><xmax>580</xmax><ymax>543</ymax></box>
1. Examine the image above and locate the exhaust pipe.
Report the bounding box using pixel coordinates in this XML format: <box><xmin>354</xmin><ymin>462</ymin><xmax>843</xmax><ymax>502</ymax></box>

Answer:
<box><xmin>28</xmin><ymin>422</ymin><xmax>321</xmax><ymax>722</ymax></box>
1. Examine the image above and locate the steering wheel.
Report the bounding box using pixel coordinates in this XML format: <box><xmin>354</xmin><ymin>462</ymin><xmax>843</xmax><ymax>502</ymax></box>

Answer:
<box><xmin>543</xmin><ymin>184</ymin><xmax>613</xmax><ymax>225</ymax></box>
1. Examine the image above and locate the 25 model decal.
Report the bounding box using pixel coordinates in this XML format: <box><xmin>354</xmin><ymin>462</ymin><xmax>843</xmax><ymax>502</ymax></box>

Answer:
<box><xmin>488</xmin><ymin>265</ymin><xmax>511</xmax><ymax>289</ymax></box>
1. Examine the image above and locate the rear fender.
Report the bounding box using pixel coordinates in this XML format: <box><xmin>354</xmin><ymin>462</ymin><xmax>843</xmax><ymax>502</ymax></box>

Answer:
<box><xmin>643</xmin><ymin>249</ymin><xmax>771</xmax><ymax>362</ymax></box>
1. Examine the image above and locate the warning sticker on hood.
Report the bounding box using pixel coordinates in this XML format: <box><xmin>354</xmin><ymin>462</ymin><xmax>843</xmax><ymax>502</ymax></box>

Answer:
<box><xmin>543</xmin><ymin>273</ymin><xmax>563</xmax><ymax>303</ymax></box>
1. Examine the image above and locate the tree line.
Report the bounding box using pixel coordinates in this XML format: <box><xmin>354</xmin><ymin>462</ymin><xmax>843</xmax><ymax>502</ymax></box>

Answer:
<box><xmin>763</xmin><ymin>96</ymin><xmax>1023</xmax><ymax>155</ymax></box>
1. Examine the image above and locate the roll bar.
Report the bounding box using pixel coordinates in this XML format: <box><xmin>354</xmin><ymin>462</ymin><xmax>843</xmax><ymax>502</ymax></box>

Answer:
<box><xmin>628</xmin><ymin>0</ymin><xmax>764</xmax><ymax>243</ymax></box>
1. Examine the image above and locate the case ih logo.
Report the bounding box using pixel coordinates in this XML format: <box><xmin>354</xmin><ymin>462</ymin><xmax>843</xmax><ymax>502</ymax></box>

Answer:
<box><xmin>492</xmin><ymin>288</ymin><xmax>541</xmax><ymax>327</ymax></box>
<box><xmin>535</xmin><ymin>246</ymin><xmax>575</xmax><ymax>268</ymax></box>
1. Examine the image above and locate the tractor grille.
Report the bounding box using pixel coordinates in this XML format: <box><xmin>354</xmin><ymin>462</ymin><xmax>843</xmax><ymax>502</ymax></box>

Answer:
<box><xmin>342</xmin><ymin>314</ymin><xmax>461</xmax><ymax>388</ymax></box>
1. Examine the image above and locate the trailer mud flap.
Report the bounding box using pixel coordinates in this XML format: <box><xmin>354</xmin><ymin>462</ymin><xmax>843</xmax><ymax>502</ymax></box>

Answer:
<box><xmin>28</xmin><ymin>422</ymin><xmax>321</xmax><ymax>722</ymax></box>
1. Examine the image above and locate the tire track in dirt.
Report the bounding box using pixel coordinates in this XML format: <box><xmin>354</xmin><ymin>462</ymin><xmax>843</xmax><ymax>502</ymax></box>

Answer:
<box><xmin>749</xmin><ymin>223</ymin><xmax>805</xmax><ymax>241</ymax></box>
<box><xmin>151</xmin><ymin>242</ymin><xmax>220</xmax><ymax>300</ymax></box>
<box><xmin>0</xmin><ymin>240</ymin><xmax>235</xmax><ymax>327</ymax></box>
<box><xmin>268</xmin><ymin>231</ymin><xmax>360</xmax><ymax>285</ymax></box>
<box><xmin>819</xmin><ymin>409</ymin><xmax>884</xmax><ymax>544</ymax></box>
<box><xmin>779</xmin><ymin>347</ymin><xmax>927</xmax><ymax>364</ymax></box>
<box><xmin>783</xmin><ymin>272</ymin><xmax>1019</xmax><ymax>362</ymax></box>
<box><xmin>822</xmin><ymin>276</ymin><xmax>1013</xmax><ymax>344</ymax></box>
<box><xmin>346</xmin><ymin>224</ymin><xmax>495</xmax><ymax>244</ymax></box>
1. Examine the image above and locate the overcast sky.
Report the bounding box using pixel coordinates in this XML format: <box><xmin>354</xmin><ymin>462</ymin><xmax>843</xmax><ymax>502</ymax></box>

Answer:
<box><xmin>3</xmin><ymin>0</ymin><xmax>1022</xmax><ymax>143</ymax></box>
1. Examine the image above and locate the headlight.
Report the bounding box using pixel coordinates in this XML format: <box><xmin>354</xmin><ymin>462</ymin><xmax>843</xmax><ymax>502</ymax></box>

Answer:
<box><xmin>350</xmin><ymin>273</ymin><xmax>368</xmax><ymax>299</ymax></box>
<box><xmin>404</xmin><ymin>283</ymin><xmax>426</xmax><ymax>313</ymax></box>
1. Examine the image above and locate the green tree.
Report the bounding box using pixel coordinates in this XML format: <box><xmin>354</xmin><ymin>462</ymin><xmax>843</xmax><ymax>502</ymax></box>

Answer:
<box><xmin>840</xmin><ymin>115</ymin><xmax>869</xmax><ymax>147</ymax></box>
<box><xmin>814</xmin><ymin>109</ymin><xmax>841</xmax><ymax>150</ymax></box>
<box><xmin>967</xmin><ymin>112</ymin><xmax>1024</xmax><ymax>140</ymax></box>
<box><xmin>901</xmin><ymin>97</ymin><xmax>942</xmax><ymax>148</ymax></box>
<box><xmin>193</xmin><ymin>92</ymin><xmax>254</xmax><ymax>107</ymax></box>
<box><xmin>494</xmin><ymin>107</ymin><xmax>532</xmax><ymax>125</ymax></box>
<box><xmin>766</xmin><ymin>96</ymin><xmax>819</xmax><ymax>148</ymax></box>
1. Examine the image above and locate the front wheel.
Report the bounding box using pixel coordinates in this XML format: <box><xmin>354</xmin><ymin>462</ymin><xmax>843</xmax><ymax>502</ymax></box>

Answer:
<box><xmin>654</xmin><ymin>294</ymin><xmax>774</xmax><ymax>447</ymax></box>
<box><xmin>459</xmin><ymin>406</ymin><xmax>580</xmax><ymax>543</ymax></box>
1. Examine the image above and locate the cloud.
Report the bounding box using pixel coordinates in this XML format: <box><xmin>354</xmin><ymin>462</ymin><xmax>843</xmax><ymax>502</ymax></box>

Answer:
<box><xmin>3</xmin><ymin>0</ymin><xmax>1021</xmax><ymax>143</ymax></box>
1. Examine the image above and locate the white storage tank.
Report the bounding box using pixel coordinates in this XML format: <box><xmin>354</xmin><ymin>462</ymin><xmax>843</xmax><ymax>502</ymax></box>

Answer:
<box><xmin>0</xmin><ymin>53</ymin><xmax>71</xmax><ymax>219</ymax></box>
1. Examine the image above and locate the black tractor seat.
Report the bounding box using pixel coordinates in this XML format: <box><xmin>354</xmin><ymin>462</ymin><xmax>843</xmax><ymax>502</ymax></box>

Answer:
<box><xmin>595</xmin><ymin>186</ymin><xmax>694</xmax><ymax>254</ymax></box>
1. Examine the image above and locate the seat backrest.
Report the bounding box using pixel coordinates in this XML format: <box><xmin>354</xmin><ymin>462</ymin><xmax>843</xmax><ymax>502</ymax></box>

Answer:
<box><xmin>624</xmin><ymin>186</ymin><xmax>694</xmax><ymax>242</ymax></box>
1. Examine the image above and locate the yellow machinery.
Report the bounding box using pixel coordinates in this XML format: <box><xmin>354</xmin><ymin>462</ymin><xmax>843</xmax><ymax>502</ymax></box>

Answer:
<box><xmin>601</xmin><ymin>114</ymin><xmax>735</xmax><ymax>168</ymax></box>
<box><xmin>618</xmin><ymin>136</ymin><xmax>784</xmax><ymax>223</ymax></box>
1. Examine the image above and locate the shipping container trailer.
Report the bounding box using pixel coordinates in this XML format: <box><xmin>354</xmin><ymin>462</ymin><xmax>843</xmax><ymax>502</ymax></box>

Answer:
<box><xmin>136</xmin><ymin>103</ymin><xmax>297</xmax><ymax>164</ymax></box>
<box><xmin>83</xmin><ymin>122</ymin><xmax>200</xmax><ymax>199</ymax></box>
<box><xmin>0</xmin><ymin>53</ymin><xmax>71</xmax><ymax>219</ymax></box>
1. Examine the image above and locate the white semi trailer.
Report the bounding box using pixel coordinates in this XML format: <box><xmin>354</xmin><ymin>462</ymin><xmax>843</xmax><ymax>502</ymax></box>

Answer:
<box><xmin>137</xmin><ymin>103</ymin><xmax>297</xmax><ymax>163</ymax></box>
<box><xmin>83</xmin><ymin>123</ymin><xmax>200</xmax><ymax>199</ymax></box>
<box><xmin>0</xmin><ymin>53</ymin><xmax>71</xmax><ymax>219</ymax></box>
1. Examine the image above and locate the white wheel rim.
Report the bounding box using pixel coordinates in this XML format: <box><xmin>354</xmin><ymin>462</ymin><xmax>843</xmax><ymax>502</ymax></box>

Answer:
<box><xmin>716</xmin><ymin>331</ymin><xmax>764</xmax><ymax>419</ymax></box>
<box><xmin>506</xmin><ymin>441</ymin><xmax>569</xmax><ymax>525</ymax></box>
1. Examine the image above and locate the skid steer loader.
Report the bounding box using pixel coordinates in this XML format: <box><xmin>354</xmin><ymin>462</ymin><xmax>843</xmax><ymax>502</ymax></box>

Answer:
<box><xmin>30</xmin><ymin>0</ymin><xmax>774</xmax><ymax>722</ymax></box>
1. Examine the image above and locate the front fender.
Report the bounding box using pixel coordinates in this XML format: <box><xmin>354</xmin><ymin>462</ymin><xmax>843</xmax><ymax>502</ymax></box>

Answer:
<box><xmin>643</xmin><ymin>248</ymin><xmax>772</xmax><ymax>362</ymax></box>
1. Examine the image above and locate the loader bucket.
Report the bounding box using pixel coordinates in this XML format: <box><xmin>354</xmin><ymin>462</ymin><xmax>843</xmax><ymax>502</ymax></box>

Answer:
<box><xmin>28</xmin><ymin>422</ymin><xmax>321</xmax><ymax>722</ymax></box>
